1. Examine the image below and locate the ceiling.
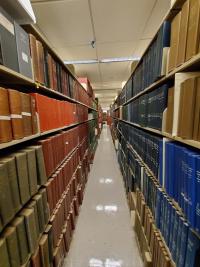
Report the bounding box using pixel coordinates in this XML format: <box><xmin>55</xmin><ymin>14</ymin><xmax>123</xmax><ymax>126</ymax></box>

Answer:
<box><xmin>31</xmin><ymin>0</ymin><xmax>171</xmax><ymax>109</ymax></box>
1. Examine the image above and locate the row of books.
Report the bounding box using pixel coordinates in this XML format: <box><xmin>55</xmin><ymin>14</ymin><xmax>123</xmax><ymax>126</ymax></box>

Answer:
<box><xmin>118</xmin><ymin>20</ymin><xmax>170</xmax><ymax>105</ymax></box>
<box><xmin>0</xmin><ymin>7</ymin><xmax>95</xmax><ymax>110</ymax></box>
<box><xmin>122</xmin><ymin>84</ymin><xmax>168</xmax><ymax>131</ymax></box>
<box><xmin>168</xmin><ymin>0</ymin><xmax>200</xmax><ymax>73</ymax></box>
<box><xmin>0</xmin><ymin>88</ymin><xmax>38</xmax><ymax>143</ymax></box>
<box><xmin>138</xmin><ymin>166</ymin><xmax>200</xmax><ymax>267</ymax></box>
<box><xmin>0</xmin><ymin>187</ymin><xmax>50</xmax><ymax>267</ymax></box>
<box><xmin>118</xmin><ymin>121</ymin><xmax>161</xmax><ymax>179</ymax></box>
<box><xmin>33</xmin><ymin>93</ymin><xmax>88</xmax><ymax>133</ymax></box>
<box><xmin>135</xmin><ymin>191</ymin><xmax>172</xmax><ymax>267</ymax></box>
<box><xmin>0</xmin><ymin>132</ymin><xmax>91</xmax><ymax>267</ymax></box>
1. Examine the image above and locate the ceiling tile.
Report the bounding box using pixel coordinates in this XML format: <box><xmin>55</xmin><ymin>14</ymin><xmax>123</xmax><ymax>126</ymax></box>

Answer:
<box><xmin>91</xmin><ymin>0</ymin><xmax>155</xmax><ymax>43</ymax></box>
<box><xmin>32</xmin><ymin>0</ymin><xmax>94</xmax><ymax>46</ymax></box>
<box><xmin>96</xmin><ymin>41</ymin><xmax>137</xmax><ymax>59</ymax></box>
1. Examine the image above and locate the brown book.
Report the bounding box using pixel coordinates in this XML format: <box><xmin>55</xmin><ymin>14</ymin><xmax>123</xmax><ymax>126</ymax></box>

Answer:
<box><xmin>186</xmin><ymin>0</ymin><xmax>200</xmax><ymax>60</ymax></box>
<box><xmin>39</xmin><ymin>235</ymin><xmax>50</xmax><ymax>267</ymax></box>
<box><xmin>29</xmin><ymin>34</ymin><xmax>39</xmax><ymax>82</ymax></box>
<box><xmin>44</xmin><ymin>224</ymin><xmax>53</xmax><ymax>265</ymax></box>
<box><xmin>179</xmin><ymin>77</ymin><xmax>197</xmax><ymax>138</ymax></box>
<box><xmin>14</xmin><ymin>152</ymin><xmax>31</xmax><ymax>205</ymax></box>
<box><xmin>11</xmin><ymin>217</ymin><xmax>29</xmax><ymax>265</ymax></box>
<box><xmin>0</xmin><ymin>157</ymin><xmax>21</xmax><ymax>213</ymax></box>
<box><xmin>168</xmin><ymin>12</ymin><xmax>181</xmax><ymax>72</ymax></box>
<box><xmin>31</xmin><ymin>247</ymin><xmax>41</xmax><ymax>267</ymax></box>
<box><xmin>0</xmin><ymin>238</ymin><xmax>10</xmax><ymax>267</ymax></box>
<box><xmin>30</xmin><ymin>96</ymin><xmax>38</xmax><ymax>134</ymax></box>
<box><xmin>193</xmin><ymin>77</ymin><xmax>200</xmax><ymax>140</ymax></box>
<box><xmin>21</xmin><ymin>93</ymin><xmax>32</xmax><ymax>137</ymax></box>
<box><xmin>8</xmin><ymin>89</ymin><xmax>24</xmax><ymax>140</ymax></box>
<box><xmin>26</xmin><ymin>200</ymin><xmax>40</xmax><ymax>239</ymax></box>
<box><xmin>0</xmin><ymin>163</ymin><xmax>15</xmax><ymax>226</ymax></box>
<box><xmin>20</xmin><ymin>208</ymin><xmax>38</xmax><ymax>254</ymax></box>
<box><xmin>165</xmin><ymin>87</ymin><xmax>174</xmax><ymax>134</ymax></box>
<box><xmin>21</xmin><ymin>148</ymin><xmax>38</xmax><ymax>196</ymax></box>
<box><xmin>177</xmin><ymin>0</ymin><xmax>190</xmax><ymax>66</ymax></box>
<box><xmin>33</xmin><ymin>194</ymin><xmax>46</xmax><ymax>234</ymax></box>
<box><xmin>36</xmin><ymin>40</ymin><xmax>45</xmax><ymax>85</ymax></box>
<box><xmin>0</xmin><ymin>87</ymin><xmax>12</xmax><ymax>143</ymax></box>
<box><xmin>3</xmin><ymin>226</ymin><xmax>21</xmax><ymax>267</ymax></box>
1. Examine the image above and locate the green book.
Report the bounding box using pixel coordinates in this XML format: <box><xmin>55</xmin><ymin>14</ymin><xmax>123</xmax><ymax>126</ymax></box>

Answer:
<box><xmin>26</xmin><ymin>200</ymin><xmax>40</xmax><ymax>238</ymax></box>
<box><xmin>0</xmin><ymin>164</ymin><xmax>15</xmax><ymax>226</ymax></box>
<box><xmin>28</xmin><ymin>146</ymin><xmax>47</xmax><ymax>185</ymax></box>
<box><xmin>44</xmin><ymin>224</ymin><xmax>53</xmax><ymax>264</ymax></box>
<box><xmin>20</xmin><ymin>208</ymin><xmax>38</xmax><ymax>254</ymax></box>
<box><xmin>0</xmin><ymin>157</ymin><xmax>21</xmax><ymax>213</ymax></box>
<box><xmin>14</xmin><ymin>152</ymin><xmax>31</xmax><ymax>205</ymax></box>
<box><xmin>39</xmin><ymin>188</ymin><xmax>50</xmax><ymax>225</ymax></box>
<box><xmin>11</xmin><ymin>217</ymin><xmax>29</xmax><ymax>265</ymax></box>
<box><xmin>32</xmin><ymin>194</ymin><xmax>45</xmax><ymax>233</ymax></box>
<box><xmin>39</xmin><ymin>234</ymin><xmax>50</xmax><ymax>267</ymax></box>
<box><xmin>3</xmin><ymin>226</ymin><xmax>21</xmax><ymax>267</ymax></box>
<box><xmin>20</xmin><ymin>149</ymin><xmax>38</xmax><ymax>196</ymax></box>
<box><xmin>0</xmin><ymin>238</ymin><xmax>10</xmax><ymax>267</ymax></box>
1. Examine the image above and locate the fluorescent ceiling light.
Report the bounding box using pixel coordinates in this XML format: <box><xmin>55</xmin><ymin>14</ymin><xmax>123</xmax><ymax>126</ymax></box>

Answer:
<box><xmin>64</xmin><ymin>56</ymin><xmax>140</xmax><ymax>65</ymax></box>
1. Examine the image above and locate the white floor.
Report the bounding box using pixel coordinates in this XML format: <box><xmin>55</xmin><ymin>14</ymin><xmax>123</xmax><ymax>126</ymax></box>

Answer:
<box><xmin>64</xmin><ymin>125</ymin><xmax>143</xmax><ymax>267</ymax></box>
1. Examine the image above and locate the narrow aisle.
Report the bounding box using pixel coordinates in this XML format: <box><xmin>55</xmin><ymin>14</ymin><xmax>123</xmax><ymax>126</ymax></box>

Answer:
<box><xmin>64</xmin><ymin>125</ymin><xmax>143</xmax><ymax>267</ymax></box>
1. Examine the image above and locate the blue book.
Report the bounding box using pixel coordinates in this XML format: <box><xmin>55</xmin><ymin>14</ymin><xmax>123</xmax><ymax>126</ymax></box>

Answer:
<box><xmin>166</xmin><ymin>200</ymin><xmax>172</xmax><ymax>247</ymax></box>
<box><xmin>187</xmin><ymin>152</ymin><xmax>198</xmax><ymax>228</ymax></box>
<box><xmin>178</xmin><ymin>222</ymin><xmax>189</xmax><ymax>267</ymax></box>
<box><xmin>155</xmin><ymin>188</ymin><xmax>163</xmax><ymax>229</ymax></box>
<box><xmin>172</xmin><ymin>210</ymin><xmax>180</xmax><ymax>261</ymax></box>
<box><xmin>185</xmin><ymin>228</ymin><xmax>200</xmax><ymax>267</ymax></box>
<box><xmin>158</xmin><ymin>139</ymin><xmax>163</xmax><ymax>185</ymax></box>
<box><xmin>165</xmin><ymin>142</ymin><xmax>175</xmax><ymax>197</ymax></box>
<box><xmin>175</xmin><ymin>216</ymin><xmax>184</xmax><ymax>265</ymax></box>
<box><xmin>195</xmin><ymin>156</ymin><xmax>200</xmax><ymax>234</ymax></box>
<box><xmin>169</xmin><ymin>206</ymin><xmax>176</xmax><ymax>253</ymax></box>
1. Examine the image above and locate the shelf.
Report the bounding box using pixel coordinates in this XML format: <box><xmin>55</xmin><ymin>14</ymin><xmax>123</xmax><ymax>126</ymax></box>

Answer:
<box><xmin>114</xmin><ymin>118</ymin><xmax>200</xmax><ymax>150</ymax></box>
<box><xmin>0</xmin><ymin>119</ymin><xmax>94</xmax><ymax>151</ymax></box>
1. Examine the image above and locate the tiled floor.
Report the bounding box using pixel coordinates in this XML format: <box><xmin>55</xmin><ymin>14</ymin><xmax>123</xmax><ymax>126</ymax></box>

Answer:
<box><xmin>64</xmin><ymin>125</ymin><xmax>143</xmax><ymax>267</ymax></box>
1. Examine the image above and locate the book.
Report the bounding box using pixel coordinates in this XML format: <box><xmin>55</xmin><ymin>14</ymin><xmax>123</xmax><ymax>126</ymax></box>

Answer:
<box><xmin>165</xmin><ymin>86</ymin><xmax>174</xmax><ymax>134</ymax></box>
<box><xmin>21</xmin><ymin>148</ymin><xmax>38</xmax><ymax>196</ymax></box>
<box><xmin>3</xmin><ymin>226</ymin><xmax>21</xmax><ymax>267</ymax></box>
<box><xmin>31</xmin><ymin>247</ymin><xmax>41</xmax><ymax>267</ymax></box>
<box><xmin>193</xmin><ymin>77</ymin><xmax>200</xmax><ymax>141</ymax></box>
<box><xmin>28</xmin><ymin>146</ymin><xmax>47</xmax><ymax>185</ymax></box>
<box><xmin>39</xmin><ymin>234</ymin><xmax>50</xmax><ymax>267</ymax></box>
<box><xmin>26</xmin><ymin>200</ymin><xmax>40</xmax><ymax>239</ymax></box>
<box><xmin>0</xmin><ymin>87</ymin><xmax>12</xmax><ymax>143</ymax></box>
<box><xmin>36</xmin><ymin>40</ymin><xmax>45</xmax><ymax>85</ymax></box>
<box><xmin>0</xmin><ymin>163</ymin><xmax>15</xmax><ymax>226</ymax></box>
<box><xmin>186</xmin><ymin>0</ymin><xmax>200</xmax><ymax>60</ymax></box>
<box><xmin>14</xmin><ymin>152</ymin><xmax>31</xmax><ymax>205</ymax></box>
<box><xmin>11</xmin><ymin>217</ymin><xmax>29</xmax><ymax>265</ymax></box>
<box><xmin>21</xmin><ymin>93</ymin><xmax>33</xmax><ymax>137</ymax></box>
<box><xmin>29</xmin><ymin>34</ymin><xmax>39</xmax><ymax>82</ymax></box>
<box><xmin>168</xmin><ymin>12</ymin><xmax>181</xmax><ymax>72</ymax></box>
<box><xmin>0</xmin><ymin>238</ymin><xmax>10</xmax><ymax>267</ymax></box>
<box><xmin>14</xmin><ymin>23</ymin><xmax>33</xmax><ymax>79</ymax></box>
<box><xmin>0</xmin><ymin>7</ymin><xmax>19</xmax><ymax>72</ymax></box>
<box><xmin>177</xmin><ymin>0</ymin><xmax>190</xmax><ymax>66</ymax></box>
<box><xmin>39</xmin><ymin>188</ymin><xmax>50</xmax><ymax>225</ymax></box>
<box><xmin>195</xmin><ymin>156</ymin><xmax>200</xmax><ymax>234</ymax></box>
<box><xmin>30</xmin><ymin>96</ymin><xmax>38</xmax><ymax>135</ymax></box>
<box><xmin>185</xmin><ymin>228</ymin><xmax>200</xmax><ymax>267</ymax></box>
<box><xmin>32</xmin><ymin>194</ymin><xmax>46</xmax><ymax>234</ymax></box>
<box><xmin>0</xmin><ymin>156</ymin><xmax>21</xmax><ymax>213</ymax></box>
<box><xmin>20</xmin><ymin>208</ymin><xmax>38</xmax><ymax>254</ymax></box>
<box><xmin>8</xmin><ymin>89</ymin><xmax>24</xmax><ymax>140</ymax></box>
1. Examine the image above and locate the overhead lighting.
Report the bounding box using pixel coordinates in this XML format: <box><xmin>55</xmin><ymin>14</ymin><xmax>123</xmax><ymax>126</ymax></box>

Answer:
<box><xmin>64</xmin><ymin>59</ymin><xmax>98</xmax><ymax>64</ymax></box>
<box><xmin>63</xmin><ymin>56</ymin><xmax>140</xmax><ymax>65</ymax></box>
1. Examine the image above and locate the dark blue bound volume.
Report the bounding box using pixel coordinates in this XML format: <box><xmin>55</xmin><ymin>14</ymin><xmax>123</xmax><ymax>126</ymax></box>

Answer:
<box><xmin>178</xmin><ymin>222</ymin><xmax>189</xmax><ymax>267</ymax></box>
<box><xmin>195</xmin><ymin>156</ymin><xmax>200</xmax><ymax>234</ymax></box>
<box><xmin>185</xmin><ymin>229</ymin><xmax>200</xmax><ymax>267</ymax></box>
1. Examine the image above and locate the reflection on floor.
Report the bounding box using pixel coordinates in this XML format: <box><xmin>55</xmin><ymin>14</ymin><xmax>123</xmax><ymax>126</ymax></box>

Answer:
<box><xmin>64</xmin><ymin>125</ymin><xmax>143</xmax><ymax>267</ymax></box>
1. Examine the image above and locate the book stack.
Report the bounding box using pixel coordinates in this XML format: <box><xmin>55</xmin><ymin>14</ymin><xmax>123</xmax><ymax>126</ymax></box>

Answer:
<box><xmin>0</xmin><ymin>88</ymin><xmax>39</xmax><ymax>144</ymax></box>
<box><xmin>0</xmin><ymin>7</ymin><xmax>33</xmax><ymax>78</ymax></box>
<box><xmin>168</xmin><ymin>0</ymin><xmax>200</xmax><ymax>72</ymax></box>
<box><xmin>123</xmin><ymin>84</ymin><xmax>169</xmax><ymax>130</ymax></box>
<box><xmin>32</xmin><ymin>93</ymin><xmax>80</xmax><ymax>132</ymax></box>
<box><xmin>78</xmin><ymin>77</ymin><xmax>95</xmax><ymax>99</ymax></box>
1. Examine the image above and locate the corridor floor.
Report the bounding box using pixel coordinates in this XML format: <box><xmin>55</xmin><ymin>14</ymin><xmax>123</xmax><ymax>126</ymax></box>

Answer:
<box><xmin>64</xmin><ymin>125</ymin><xmax>143</xmax><ymax>267</ymax></box>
